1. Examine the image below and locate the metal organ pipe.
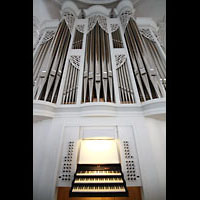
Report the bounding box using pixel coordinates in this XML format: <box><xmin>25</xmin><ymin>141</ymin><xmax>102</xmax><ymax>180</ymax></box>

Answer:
<box><xmin>33</xmin><ymin>14</ymin><xmax>165</xmax><ymax>105</ymax></box>
<box><xmin>129</xmin><ymin>19</ymin><xmax>164</xmax><ymax>98</ymax></box>
<box><xmin>89</xmin><ymin>26</ymin><xmax>95</xmax><ymax>102</ymax></box>
<box><xmin>124</xmin><ymin>29</ymin><xmax>147</xmax><ymax>101</ymax></box>
<box><xmin>124</xmin><ymin>18</ymin><xmax>166</xmax><ymax>101</ymax></box>
<box><xmin>33</xmin><ymin>39</ymin><xmax>52</xmax><ymax>85</ymax></box>
<box><xmin>72</xmin><ymin>29</ymin><xmax>83</xmax><ymax>49</ymax></box>
<box><xmin>126</xmin><ymin>22</ymin><xmax>153</xmax><ymax>100</ymax></box>
<box><xmin>82</xmin><ymin>22</ymin><xmax>114</xmax><ymax>103</ymax></box>
<box><xmin>100</xmin><ymin>25</ymin><xmax>108</xmax><ymax>102</ymax></box>
<box><xmin>95</xmin><ymin>23</ymin><xmax>101</xmax><ymax>102</ymax></box>
<box><xmin>33</xmin><ymin>19</ymin><xmax>71</xmax><ymax>103</ymax></box>
<box><xmin>105</xmin><ymin>30</ymin><xmax>114</xmax><ymax>102</ymax></box>
<box><xmin>83</xmin><ymin>33</ymin><xmax>90</xmax><ymax>103</ymax></box>
<box><xmin>143</xmin><ymin>37</ymin><xmax>166</xmax><ymax>89</ymax></box>
<box><xmin>112</xmin><ymin>29</ymin><xmax>123</xmax><ymax>48</ymax></box>
<box><xmin>34</xmin><ymin>20</ymin><xmax>65</xmax><ymax>100</ymax></box>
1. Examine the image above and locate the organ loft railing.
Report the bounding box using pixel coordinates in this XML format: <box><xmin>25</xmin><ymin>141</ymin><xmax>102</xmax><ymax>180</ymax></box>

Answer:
<box><xmin>33</xmin><ymin>11</ymin><xmax>166</xmax><ymax>105</ymax></box>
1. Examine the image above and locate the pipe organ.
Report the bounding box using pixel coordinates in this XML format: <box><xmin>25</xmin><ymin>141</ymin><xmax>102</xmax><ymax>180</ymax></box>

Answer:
<box><xmin>33</xmin><ymin>1</ymin><xmax>166</xmax><ymax>199</ymax></box>
<box><xmin>82</xmin><ymin>22</ymin><xmax>115</xmax><ymax>103</ymax></box>
<box><xmin>33</xmin><ymin>8</ymin><xmax>165</xmax><ymax>105</ymax></box>
<box><xmin>33</xmin><ymin>20</ymin><xmax>71</xmax><ymax>103</ymax></box>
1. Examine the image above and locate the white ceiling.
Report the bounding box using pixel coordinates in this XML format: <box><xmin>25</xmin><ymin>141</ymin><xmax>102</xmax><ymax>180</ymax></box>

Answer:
<box><xmin>33</xmin><ymin>0</ymin><xmax>166</xmax><ymax>25</ymax></box>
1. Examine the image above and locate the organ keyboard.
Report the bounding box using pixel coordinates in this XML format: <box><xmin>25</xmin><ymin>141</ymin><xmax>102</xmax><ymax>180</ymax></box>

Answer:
<box><xmin>69</xmin><ymin>164</ymin><xmax>128</xmax><ymax>197</ymax></box>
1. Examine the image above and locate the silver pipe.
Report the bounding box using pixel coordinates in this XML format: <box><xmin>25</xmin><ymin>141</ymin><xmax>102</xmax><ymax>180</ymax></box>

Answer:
<box><xmin>116</xmin><ymin>29</ymin><xmax>121</xmax><ymax>48</ymax></box>
<box><xmin>146</xmin><ymin>39</ymin><xmax>166</xmax><ymax>94</ymax></box>
<box><xmin>116</xmin><ymin>68</ymin><xmax>122</xmax><ymax>102</ymax></box>
<box><xmin>33</xmin><ymin>43</ymin><xmax>44</xmax><ymax>71</ymax></box>
<box><xmin>150</xmin><ymin>41</ymin><xmax>166</xmax><ymax>77</ymax></box>
<box><xmin>33</xmin><ymin>42</ymin><xmax>48</xmax><ymax>83</ymax></box>
<box><xmin>62</xmin><ymin>62</ymin><xmax>71</xmax><ymax>104</ymax></box>
<box><xmin>71</xmin><ymin>67</ymin><xmax>77</xmax><ymax>103</ymax></box>
<box><xmin>95</xmin><ymin>23</ymin><xmax>101</xmax><ymax>102</ymax></box>
<box><xmin>44</xmin><ymin>23</ymin><xmax>68</xmax><ymax>101</ymax></box>
<box><xmin>124</xmin><ymin>30</ymin><xmax>146</xmax><ymax>101</ymax></box>
<box><xmin>124</xmin><ymin>61</ymin><xmax>135</xmax><ymax>103</ymax></box>
<box><xmin>120</xmin><ymin>65</ymin><xmax>128</xmax><ymax>102</ymax></box>
<box><xmin>83</xmin><ymin>33</ymin><xmax>90</xmax><ymax>102</ymax></box>
<box><xmin>68</xmin><ymin>65</ymin><xmax>76</xmax><ymax>103</ymax></box>
<box><xmin>34</xmin><ymin>20</ymin><xmax>66</xmax><ymax>100</ymax></box>
<box><xmin>121</xmin><ymin>63</ymin><xmax>131</xmax><ymax>103</ymax></box>
<box><xmin>65</xmin><ymin>63</ymin><xmax>73</xmax><ymax>103</ymax></box>
<box><xmin>88</xmin><ymin>27</ymin><xmax>94</xmax><ymax>102</ymax></box>
<box><xmin>51</xmin><ymin>28</ymin><xmax>71</xmax><ymax>102</ymax></box>
<box><xmin>117</xmin><ymin>67</ymin><xmax>125</xmax><ymax>103</ymax></box>
<box><xmin>129</xmin><ymin>19</ymin><xmax>161</xmax><ymax>99</ymax></box>
<box><xmin>101</xmin><ymin>27</ymin><xmax>108</xmax><ymax>102</ymax></box>
<box><xmin>144</xmin><ymin>37</ymin><xmax>165</xmax><ymax>80</ymax></box>
<box><xmin>105</xmin><ymin>31</ymin><xmax>114</xmax><ymax>102</ymax></box>
<box><xmin>75</xmin><ymin>70</ymin><xmax>79</xmax><ymax>103</ymax></box>
<box><xmin>126</xmin><ymin>23</ymin><xmax>152</xmax><ymax>99</ymax></box>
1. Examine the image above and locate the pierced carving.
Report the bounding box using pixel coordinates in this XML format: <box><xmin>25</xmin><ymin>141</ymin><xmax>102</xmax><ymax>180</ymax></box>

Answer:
<box><xmin>69</xmin><ymin>55</ymin><xmax>81</xmax><ymax>69</ymax></box>
<box><xmin>41</xmin><ymin>30</ymin><xmax>55</xmax><ymax>44</ymax></box>
<box><xmin>115</xmin><ymin>54</ymin><xmax>127</xmax><ymax>68</ymax></box>
<box><xmin>88</xmin><ymin>15</ymin><xmax>108</xmax><ymax>33</ymax></box>
<box><xmin>63</xmin><ymin>11</ymin><xmax>75</xmax><ymax>32</ymax></box>
<box><xmin>76</xmin><ymin>24</ymin><xmax>85</xmax><ymax>33</ymax></box>
<box><xmin>97</xmin><ymin>15</ymin><xmax>108</xmax><ymax>32</ymax></box>
<box><xmin>88</xmin><ymin>15</ymin><xmax>98</xmax><ymax>32</ymax></box>
<box><xmin>110</xmin><ymin>24</ymin><xmax>119</xmax><ymax>33</ymax></box>
<box><xmin>120</xmin><ymin>9</ymin><xmax>133</xmax><ymax>30</ymax></box>
<box><xmin>139</xmin><ymin>28</ymin><xmax>156</xmax><ymax>42</ymax></box>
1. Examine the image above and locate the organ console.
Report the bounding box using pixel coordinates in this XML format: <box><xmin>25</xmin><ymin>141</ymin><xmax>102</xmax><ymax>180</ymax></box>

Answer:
<box><xmin>69</xmin><ymin>164</ymin><xmax>128</xmax><ymax>197</ymax></box>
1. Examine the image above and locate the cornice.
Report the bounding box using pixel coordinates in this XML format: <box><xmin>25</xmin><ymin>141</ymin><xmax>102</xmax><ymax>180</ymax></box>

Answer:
<box><xmin>136</xmin><ymin>17</ymin><xmax>158</xmax><ymax>31</ymax></box>
<box><xmin>33</xmin><ymin>98</ymin><xmax>166</xmax><ymax>121</ymax></box>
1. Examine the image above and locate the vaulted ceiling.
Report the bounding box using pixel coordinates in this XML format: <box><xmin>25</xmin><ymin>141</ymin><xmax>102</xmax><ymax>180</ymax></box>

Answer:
<box><xmin>33</xmin><ymin>0</ymin><xmax>166</xmax><ymax>26</ymax></box>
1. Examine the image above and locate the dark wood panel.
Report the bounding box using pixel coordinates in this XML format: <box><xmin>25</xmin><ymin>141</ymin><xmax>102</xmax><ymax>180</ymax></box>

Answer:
<box><xmin>57</xmin><ymin>187</ymin><xmax>142</xmax><ymax>200</ymax></box>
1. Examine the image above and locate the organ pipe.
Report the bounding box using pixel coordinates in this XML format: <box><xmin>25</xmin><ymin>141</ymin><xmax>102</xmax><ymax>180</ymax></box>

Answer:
<box><xmin>33</xmin><ymin>38</ymin><xmax>52</xmax><ymax>85</ymax></box>
<box><xmin>116</xmin><ymin>60</ymin><xmax>135</xmax><ymax>104</ymax></box>
<box><xmin>124</xmin><ymin>18</ymin><xmax>166</xmax><ymax>102</ymax></box>
<box><xmin>72</xmin><ymin>29</ymin><xmax>83</xmax><ymax>49</ymax></box>
<box><xmin>112</xmin><ymin>28</ymin><xmax>123</xmax><ymax>48</ymax></box>
<box><xmin>82</xmin><ymin>22</ymin><xmax>114</xmax><ymax>103</ymax></box>
<box><xmin>33</xmin><ymin>20</ymin><xmax>71</xmax><ymax>103</ymax></box>
<box><xmin>33</xmin><ymin>12</ymin><xmax>165</xmax><ymax>105</ymax></box>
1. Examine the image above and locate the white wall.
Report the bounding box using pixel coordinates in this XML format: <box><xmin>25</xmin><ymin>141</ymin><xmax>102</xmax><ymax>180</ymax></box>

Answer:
<box><xmin>33</xmin><ymin>118</ymin><xmax>63</xmax><ymax>200</ymax></box>
<box><xmin>33</xmin><ymin>114</ymin><xmax>166</xmax><ymax>200</ymax></box>
<box><xmin>33</xmin><ymin>0</ymin><xmax>60</xmax><ymax>24</ymax></box>
<box><xmin>144</xmin><ymin>115</ymin><xmax>166</xmax><ymax>200</ymax></box>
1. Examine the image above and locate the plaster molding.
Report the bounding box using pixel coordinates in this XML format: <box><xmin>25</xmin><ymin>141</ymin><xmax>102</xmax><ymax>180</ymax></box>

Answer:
<box><xmin>84</xmin><ymin>5</ymin><xmax>111</xmax><ymax>17</ymax></box>
<box><xmin>136</xmin><ymin>17</ymin><xmax>158</xmax><ymax>32</ymax></box>
<box><xmin>116</xmin><ymin>0</ymin><xmax>135</xmax><ymax>16</ymax></box>
<box><xmin>60</xmin><ymin>1</ymin><xmax>80</xmax><ymax>18</ymax></box>
<box><xmin>33</xmin><ymin>98</ymin><xmax>166</xmax><ymax>119</ymax></box>
<box><xmin>40</xmin><ymin>19</ymin><xmax>59</xmax><ymax>34</ymax></box>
